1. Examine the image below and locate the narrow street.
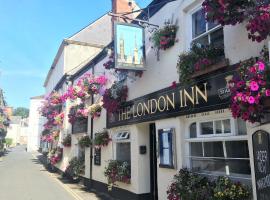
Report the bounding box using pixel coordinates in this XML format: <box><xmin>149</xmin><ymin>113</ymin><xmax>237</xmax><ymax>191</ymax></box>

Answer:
<box><xmin>0</xmin><ymin>146</ymin><xmax>77</xmax><ymax>200</ymax></box>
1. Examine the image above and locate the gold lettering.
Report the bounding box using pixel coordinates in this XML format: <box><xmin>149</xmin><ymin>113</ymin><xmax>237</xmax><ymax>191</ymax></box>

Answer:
<box><xmin>121</xmin><ymin>109</ymin><xmax>127</xmax><ymax>120</ymax></box>
<box><xmin>195</xmin><ymin>83</ymin><xmax>208</xmax><ymax>104</ymax></box>
<box><xmin>126</xmin><ymin>106</ymin><xmax>131</xmax><ymax>119</ymax></box>
<box><xmin>133</xmin><ymin>105</ymin><xmax>138</xmax><ymax>118</ymax></box>
<box><xmin>166</xmin><ymin>93</ymin><xmax>175</xmax><ymax>110</ymax></box>
<box><xmin>119</xmin><ymin>109</ymin><xmax>122</xmax><ymax>121</ymax></box>
<box><xmin>184</xmin><ymin>87</ymin><xmax>195</xmax><ymax>106</ymax></box>
<box><xmin>143</xmin><ymin>101</ymin><xmax>150</xmax><ymax>115</ymax></box>
<box><xmin>150</xmin><ymin>99</ymin><xmax>158</xmax><ymax>114</ymax></box>
<box><xmin>179</xmin><ymin>90</ymin><xmax>184</xmax><ymax>108</ymax></box>
<box><xmin>137</xmin><ymin>103</ymin><xmax>144</xmax><ymax>117</ymax></box>
<box><xmin>157</xmin><ymin>96</ymin><xmax>166</xmax><ymax>112</ymax></box>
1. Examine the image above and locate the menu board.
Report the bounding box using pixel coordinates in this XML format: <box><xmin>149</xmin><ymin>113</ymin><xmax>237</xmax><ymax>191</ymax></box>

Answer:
<box><xmin>253</xmin><ymin>130</ymin><xmax>270</xmax><ymax>200</ymax></box>
<box><xmin>94</xmin><ymin>148</ymin><xmax>101</xmax><ymax>166</ymax></box>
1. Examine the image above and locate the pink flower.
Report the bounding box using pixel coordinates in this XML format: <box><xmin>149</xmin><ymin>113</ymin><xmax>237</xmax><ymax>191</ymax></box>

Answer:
<box><xmin>171</xmin><ymin>81</ymin><xmax>177</xmax><ymax>89</ymax></box>
<box><xmin>257</xmin><ymin>61</ymin><xmax>265</xmax><ymax>71</ymax></box>
<box><xmin>248</xmin><ymin>96</ymin><xmax>255</xmax><ymax>104</ymax></box>
<box><xmin>250</xmin><ymin>81</ymin><xmax>259</xmax><ymax>91</ymax></box>
<box><xmin>266</xmin><ymin>89</ymin><xmax>270</xmax><ymax>96</ymax></box>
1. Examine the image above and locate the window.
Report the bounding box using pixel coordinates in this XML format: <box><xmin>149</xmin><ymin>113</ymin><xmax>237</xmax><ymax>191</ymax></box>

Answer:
<box><xmin>199</xmin><ymin>119</ymin><xmax>232</xmax><ymax>136</ymax></box>
<box><xmin>116</xmin><ymin>142</ymin><xmax>130</xmax><ymax>162</ymax></box>
<box><xmin>114</xmin><ymin>131</ymin><xmax>131</xmax><ymax>164</ymax></box>
<box><xmin>192</xmin><ymin>8</ymin><xmax>224</xmax><ymax>48</ymax></box>
<box><xmin>187</xmin><ymin>118</ymin><xmax>250</xmax><ymax>181</ymax></box>
<box><xmin>158</xmin><ymin>128</ymin><xmax>175</xmax><ymax>168</ymax></box>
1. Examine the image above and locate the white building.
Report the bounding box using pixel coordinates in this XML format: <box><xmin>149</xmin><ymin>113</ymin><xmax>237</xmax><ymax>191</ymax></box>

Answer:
<box><xmin>27</xmin><ymin>95</ymin><xmax>45</xmax><ymax>152</ymax></box>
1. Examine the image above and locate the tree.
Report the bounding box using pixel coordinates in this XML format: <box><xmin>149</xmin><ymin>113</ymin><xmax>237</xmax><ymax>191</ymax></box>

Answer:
<box><xmin>4</xmin><ymin>138</ymin><xmax>12</xmax><ymax>147</ymax></box>
<box><xmin>13</xmin><ymin>107</ymin><xmax>29</xmax><ymax>118</ymax></box>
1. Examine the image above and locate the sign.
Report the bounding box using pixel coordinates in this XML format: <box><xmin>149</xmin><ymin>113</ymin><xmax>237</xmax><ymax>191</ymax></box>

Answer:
<box><xmin>253</xmin><ymin>130</ymin><xmax>270</xmax><ymax>200</ymax></box>
<box><xmin>72</xmin><ymin>118</ymin><xmax>88</xmax><ymax>134</ymax></box>
<box><xmin>94</xmin><ymin>148</ymin><xmax>101</xmax><ymax>166</ymax></box>
<box><xmin>114</xmin><ymin>22</ymin><xmax>145</xmax><ymax>70</ymax></box>
<box><xmin>107</xmin><ymin>68</ymin><xmax>236</xmax><ymax>128</ymax></box>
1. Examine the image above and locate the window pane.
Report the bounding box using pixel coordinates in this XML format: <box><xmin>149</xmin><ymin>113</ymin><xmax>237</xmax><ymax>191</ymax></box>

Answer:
<box><xmin>190</xmin><ymin>142</ymin><xmax>203</xmax><ymax>157</ymax></box>
<box><xmin>204</xmin><ymin>142</ymin><xmax>224</xmax><ymax>157</ymax></box>
<box><xmin>190</xmin><ymin>123</ymin><xmax>197</xmax><ymax>138</ymax></box>
<box><xmin>162</xmin><ymin>132</ymin><xmax>169</xmax><ymax>148</ymax></box>
<box><xmin>191</xmin><ymin>158</ymin><xmax>226</xmax><ymax>173</ymax></box>
<box><xmin>200</xmin><ymin>122</ymin><xmax>213</xmax><ymax>135</ymax></box>
<box><xmin>192</xmin><ymin>9</ymin><xmax>206</xmax><ymax>38</ymax></box>
<box><xmin>226</xmin><ymin>159</ymin><xmax>251</xmax><ymax>175</ymax></box>
<box><xmin>116</xmin><ymin>143</ymin><xmax>131</xmax><ymax>162</ymax></box>
<box><xmin>237</xmin><ymin>119</ymin><xmax>247</xmax><ymax>135</ymax></box>
<box><xmin>215</xmin><ymin>120</ymin><xmax>222</xmax><ymax>134</ymax></box>
<box><xmin>226</xmin><ymin>141</ymin><xmax>249</xmax><ymax>158</ymax></box>
<box><xmin>193</xmin><ymin>36</ymin><xmax>209</xmax><ymax>47</ymax></box>
<box><xmin>223</xmin><ymin>119</ymin><xmax>231</xmax><ymax>133</ymax></box>
<box><xmin>208</xmin><ymin>20</ymin><xmax>218</xmax><ymax>30</ymax></box>
<box><xmin>162</xmin><ymin>148</ymin><xmax>171</xmax><ymax>165</ymax></box>
<box><xmin>210</xmin><ymin>28</ymin><xmax>224</xmax><ymax>48</ymax></box>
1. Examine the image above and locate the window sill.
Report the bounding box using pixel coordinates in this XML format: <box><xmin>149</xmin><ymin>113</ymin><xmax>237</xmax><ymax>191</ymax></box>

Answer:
<box><xmin>159</xmin><ymin>164</ymin><xmax>175</xmax><ymax>169</ymax></box>
<box><xmin>191</xmin><ymin>58</ymin><xmax>229</xmax><ymax>78</ymax></box>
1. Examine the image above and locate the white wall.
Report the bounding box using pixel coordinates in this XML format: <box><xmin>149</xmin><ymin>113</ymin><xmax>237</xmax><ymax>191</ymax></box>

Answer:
<box><xmin>27</xmin><ymin>97</ymin><xmax>45</xmax><ymax>152</ymax></box>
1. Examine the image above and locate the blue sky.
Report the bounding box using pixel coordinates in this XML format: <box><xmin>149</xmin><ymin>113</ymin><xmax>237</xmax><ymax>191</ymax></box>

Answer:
<box><xmin>0</xmin><ymin>0</ymin><xmax>151</xmax><ymax>108</ymax></box>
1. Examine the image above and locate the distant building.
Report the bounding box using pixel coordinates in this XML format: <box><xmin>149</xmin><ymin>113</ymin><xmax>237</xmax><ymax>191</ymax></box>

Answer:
<box><xmin>27</xmin><ymin>95</ymin><xmax>45</xmax><ymax>152</ymax></box>
<box><xmin>6</xmin><ymin>116</ymin><xmax>22</xmax><ymax>146</ymax></box>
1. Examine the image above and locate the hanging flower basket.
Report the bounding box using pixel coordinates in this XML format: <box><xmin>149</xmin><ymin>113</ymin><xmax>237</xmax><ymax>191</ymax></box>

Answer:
<box><xmin>78</xmin><ymin>135</ymin><xmax>92</xmax><ymax>148</ymax></box>
<box><xmin>246</xmin><ymin>5</ymin><xmax>270</xmax><ymax>42</ymax></box>
<box><xmin>151</xmin><ymin>22</ymin><xmax>178</xmax><ymax>50</ymax></box>
<box><xmin>230</xmin><ymin>59</ymin><xmax>270</xmax><ymax>123</ymax></box>
<box><xmin>62</xmin><ymin>134</ymin><xmax>72</xmax><ymax>147</ymax></box>
<box><xmin>177</xmin><ymin>44</ymin><xmax>225</xmax><ymax>84</ymax></box>
<box><xmin>202</xmin><ymin>0</ymin><xmax>254</xmax><ymax>26</ymax></box>
<box><xmin>102</xmin><ymin>81</ymin><xmax>128</xmax><ymax>113</ymax></box>
<box><xmin>87</xmin><ymin>103</ymin><xmax>103</xmax><ymax>118</ymax></box>
<box><xmin>94</xmin><ymin>129</ymin><xmax>111</xmax><ymax>148</ymax></box>
<box><xmin>103</xmin><ymin>49</ymin><xmax>115</xmax><ymax>70</ymax></box>
<box><xmin>68</xmin><ymin>104</ymin><xmax>88</xmax><ymax>124</ymax></box>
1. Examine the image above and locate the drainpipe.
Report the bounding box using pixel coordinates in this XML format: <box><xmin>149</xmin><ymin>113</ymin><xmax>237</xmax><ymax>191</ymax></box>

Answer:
<box><xmin>89</xmin><ymin>67</ymin><xmax>94</xmax><ymax>185</ymax></box>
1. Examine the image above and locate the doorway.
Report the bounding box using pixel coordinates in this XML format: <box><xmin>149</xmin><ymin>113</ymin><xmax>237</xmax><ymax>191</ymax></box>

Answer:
<box><xmin>149</xmin><ymin>123</ymin><xmax>158</xmax><ymax>200</ymax></box>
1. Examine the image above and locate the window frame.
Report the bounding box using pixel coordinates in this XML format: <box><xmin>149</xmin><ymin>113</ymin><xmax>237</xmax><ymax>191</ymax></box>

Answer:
<box><xmin>158</xmin><ymin>128</ymin><xmax>176</xmax><ymax>169</ymax></box>
<box><xmin>191</xmin><ymin>7</ymin><xmax>223</xmax><ymax>46</ymax></box>
<box><xmin>113</xmin><ymin>130</ymin><xmax>131</xmax><ymax>162</ymax></box>
<box><xmin>185</xmin><ymin>115</ymin><xmax>251</xmax><ymax>181</ymax></box>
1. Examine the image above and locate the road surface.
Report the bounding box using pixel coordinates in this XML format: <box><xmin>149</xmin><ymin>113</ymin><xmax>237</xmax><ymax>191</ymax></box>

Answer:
<box><xmin>0</xmin><ymin>145</ymin><xmax>76</xmax><ymax>200</ymax></box>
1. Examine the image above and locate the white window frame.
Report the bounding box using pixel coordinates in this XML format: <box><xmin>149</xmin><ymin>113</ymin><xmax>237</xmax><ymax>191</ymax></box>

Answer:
<box><xmin>190</xmin><ymin>6</ymin><xmax>222</xmax><ymax>45</ymax></box>
<box><xmin>112</xmin><ymin>130</ymin><xmax>131</xmax><ymax>161</ymax></box>
<box><xmin>184</xmin><ymin>114</ymin><xmax>251</xmax><ymax>181</ymax></box>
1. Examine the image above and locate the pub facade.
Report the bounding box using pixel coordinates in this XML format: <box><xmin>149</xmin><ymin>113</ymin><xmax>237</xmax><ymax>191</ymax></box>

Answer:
<box><xmin>40</xmin><ymin>0</ymin><xmax>270</xmax><ymax>200</ymax></box>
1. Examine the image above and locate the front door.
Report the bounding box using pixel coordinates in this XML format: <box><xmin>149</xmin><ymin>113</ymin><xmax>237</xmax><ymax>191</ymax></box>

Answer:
<box><xmin>150</xmin><ymin>123</ymin><xmax>158</xmax><ymax>200</ymax></box>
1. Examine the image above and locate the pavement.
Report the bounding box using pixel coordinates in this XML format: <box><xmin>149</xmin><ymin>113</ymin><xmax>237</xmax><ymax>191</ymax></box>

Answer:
<box><xmin>0</xmin><ymin>145</ymin><xmax>102</xmax><ymax>200</ymax></box>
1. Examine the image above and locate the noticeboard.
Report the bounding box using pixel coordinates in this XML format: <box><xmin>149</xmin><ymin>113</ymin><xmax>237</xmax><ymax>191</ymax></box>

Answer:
<box><xmin>253</xmin><ymin>130</ymin><xmax>270</xmax><ymax>200</ymax></box>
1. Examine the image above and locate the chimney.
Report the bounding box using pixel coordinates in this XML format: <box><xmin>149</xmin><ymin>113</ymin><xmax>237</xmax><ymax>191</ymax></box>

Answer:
<box><xmin>111</xmin><ymin>0</ymin><xmax>140</xmax><ymax>38</ymax></box>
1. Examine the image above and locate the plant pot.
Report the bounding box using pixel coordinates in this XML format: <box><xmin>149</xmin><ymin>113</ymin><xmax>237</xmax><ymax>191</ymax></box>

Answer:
<box><xmin>191</xmin><ymin>58</ymin><xmax>229</xmax><ymax>78</ymax></box>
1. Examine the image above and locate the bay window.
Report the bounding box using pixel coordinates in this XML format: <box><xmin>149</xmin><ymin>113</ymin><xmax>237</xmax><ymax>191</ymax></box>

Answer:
<box><xmin>186</xmin><ymin>118</ymin><xmax>251</xmax><ymax>182</ymax></box>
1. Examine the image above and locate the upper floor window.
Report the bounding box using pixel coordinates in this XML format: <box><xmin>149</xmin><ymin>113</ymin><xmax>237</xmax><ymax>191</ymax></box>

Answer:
<box><xmin>192</xmin><ymin>8</ymin><xmax>224</xmax><ymax>48</ymax></box>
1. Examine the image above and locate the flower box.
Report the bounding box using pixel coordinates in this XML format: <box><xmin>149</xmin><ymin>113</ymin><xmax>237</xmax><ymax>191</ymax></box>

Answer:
<box><xmin>191</xmin><ymin>58</ymin><xmax>229</xmax><ymax>78</ymax></box>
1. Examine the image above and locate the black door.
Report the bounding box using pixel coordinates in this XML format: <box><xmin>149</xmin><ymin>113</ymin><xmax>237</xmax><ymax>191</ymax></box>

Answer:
<box><xmin>150</xmin><ymin>123</ymin><xmax>158</xmax><ymax>200</ymax></box>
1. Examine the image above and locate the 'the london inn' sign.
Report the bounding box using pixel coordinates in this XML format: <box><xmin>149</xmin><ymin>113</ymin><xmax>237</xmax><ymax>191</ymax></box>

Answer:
<box><xmin>107</xmin><ymin>69</ymin><xmax>236</xmax><ymax>128</ymax></box>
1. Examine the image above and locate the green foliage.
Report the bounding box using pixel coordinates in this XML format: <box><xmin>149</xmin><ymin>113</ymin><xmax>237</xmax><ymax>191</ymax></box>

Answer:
<box><xmin>104</xmin><ymin>160</ymin><xmax>131</xmax><ymax>189</ymax></box>
<box><xmin>65</xmin><ymin>157</ymin><xmax>85</xmax><ymax>178</ymax></box>
<box><xmin>78</xmin><ymin>135</ymin><xmax>91</xmax><ymax>148</ymax></box>
<box><xmin>62</xmin><ymin>134</ymin><xmax>71</xmax><ymax>147</ymax></box>
<box><xmin>167</xmin><ymin>169</ymin><xmax>251</xmax><ymax>200</ymax></box>
<box><xmin>4</xmin><ymin>138</ymin><xmax>12</xmax><ymax>146</ymax></box>
<box><xmin>213</xmin><ymin>177</ymin><xmax>250</xmax><ymax>200</ymax></box>
<box><xmin>177</xmin><ymin>44</ymin><xmax>224</xmax><ymax>85</ymax></box>
<box><xmin>13</xmin><ymin>107</ymin><xmax>29</xmax><ymax>118</ymax></box>
<box><xmin>94</xmin><ymin>129</ymin><xmax>111</xmax><ymax>147</ymax></box>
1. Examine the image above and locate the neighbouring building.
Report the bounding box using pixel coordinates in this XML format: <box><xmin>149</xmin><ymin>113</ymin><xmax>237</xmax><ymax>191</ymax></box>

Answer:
<box><xmin>27</xmin><ymin>95</ymin><xmax>46</xmax><ymax>152</ymax></box>
<box><xmin>39</xmin><ymin>0</ymin><xmax>270</xmax><ymax>200</ymax></box>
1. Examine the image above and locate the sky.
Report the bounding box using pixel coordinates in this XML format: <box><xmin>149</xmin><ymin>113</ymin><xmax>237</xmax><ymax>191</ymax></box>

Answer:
<box><xmin>0</xmin><ymin>0</ymin><xmax>152</xmax><ymax>109</ymax></box>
